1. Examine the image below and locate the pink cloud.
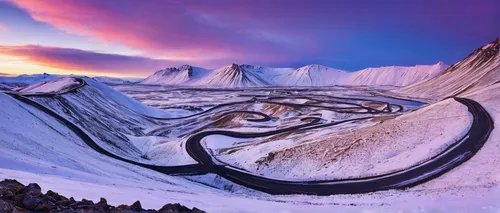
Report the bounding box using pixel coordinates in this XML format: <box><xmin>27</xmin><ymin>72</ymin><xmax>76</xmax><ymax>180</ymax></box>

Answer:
<box><xmin>0</xmin><ymin>45</ymin><xmax>183</xmax><ymax>76</ymax></box>
<box><xmin>8</xmin><ymin>0</ymin><xmax>309</xmax><ymax>66</ymax></box>
<box><xmin>5</xmin><ymin>0</ymin><xmax>499</xmax><ymax>70</ymax></box>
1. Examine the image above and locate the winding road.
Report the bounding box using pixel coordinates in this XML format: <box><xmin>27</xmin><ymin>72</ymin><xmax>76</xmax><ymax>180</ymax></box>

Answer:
<box><xmin>5</xmin><ymin>78</ymin><xmax>494</xmax><ymax>195</ymax></box>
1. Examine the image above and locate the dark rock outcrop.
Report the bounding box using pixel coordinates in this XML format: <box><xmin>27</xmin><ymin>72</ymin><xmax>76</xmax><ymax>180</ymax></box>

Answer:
<box><xmin>0</xmin><ymin>179</ymin><xmax>206</xmax><ymax>213</ymax></box>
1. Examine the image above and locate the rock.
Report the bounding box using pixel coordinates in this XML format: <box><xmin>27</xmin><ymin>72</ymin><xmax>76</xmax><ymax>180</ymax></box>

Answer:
<box><xmin>1</xmin><ymin>179</ymin><xmax>207</xmax><ymax>213</ymax></box>
<box><xmin>116</xmin><ymin>204</ymin><xmax>130</xmax><ymax>210</ymax></box>
<box><xmin>21</xmin><ymin>194</ymin><xmax>43</xmax><ymax>210</ymax></box>
<box><xmin>12</xmin><ymin>194</ymin><xmax>25</xmax><ymax>207</ymax></box>
<box><xmin>0</xmin><ymin>191</ymin><xmax>14</xmax><ymax>200</ymax></box>
<box><xmin>130</xmin><ymin>200</ymin><xmax>143</xmax><ymax>211</ymax></box>
<box><xmin>158</xmin><ymin>203</ymin><xmax>192</xmax><ymax>213</ymax></box>
<box><xmin>192</xmin><ymin>207</ymin><xmax>206</xmax><ymax>213</ymax></box>
<box><xmin>34</xmin><ymin>201</ymin><xmax>56</xmax><ymax>212</ymax></box>
<box><xmin>17</xmin><ymin>183</ymin><xmax>41</xmax><ymax>197</ymax></box>
<box><xmin>97</xmin><ymin>197</ymin><xmax>107</xmax><ymax>206</ymax></box>
<box><xmin>96</xmin><ymin>197</ymin><xmax>114</xmax><ymax>211</ymax></box>
<box><xmin>70</xmin><ymin>199</ymin><xmax>94</xmax><ymax>210</ymax></box>
<box><xmin>0</xmin><ymin>180</ymin><xmax>24</xmax><ymax>196</ymax></box>
<box><xmin>0</xmin><ymin>199</ymin><xmax>20</xmax><ymax>213</ymax></box>
<box><xmin>45</xmin><ymin>190</ymin><xmax>62</xmax><ymax>201</ymax></box>
<box><xmin>55</xmin><ymin>199</ymin><xmax>70</xmax><ymax>207</ymax></box>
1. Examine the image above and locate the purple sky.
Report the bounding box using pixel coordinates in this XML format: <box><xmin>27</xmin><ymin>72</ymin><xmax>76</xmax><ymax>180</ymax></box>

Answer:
<box><xmin>0</xmin><ymin>0</ymin><xmax>498</xmax><ymax>77</ymax></box>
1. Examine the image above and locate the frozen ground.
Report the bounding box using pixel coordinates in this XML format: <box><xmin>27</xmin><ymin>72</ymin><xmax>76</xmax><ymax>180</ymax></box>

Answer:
<box><xmin>216</xmin><ymin>99</ymin><xmax>472</xmax><ymax>180</ymax></box>
<box><xmin>0</xmin><ymin>87</ymin><xmax>498</xmax><ymax>213</ymax></box>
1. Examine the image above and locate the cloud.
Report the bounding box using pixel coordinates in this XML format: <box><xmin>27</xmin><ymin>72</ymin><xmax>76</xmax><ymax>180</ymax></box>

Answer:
<box><xmin>6</xmin><ymin>0</ymin><xmax>311</xmax><ymax>65</ymax></box>
<box><xmin>5</xmin><ymin>0</ymin><xmax>500</xmax><ymax>70</ymax></box>
<box><xmin>0</xmin><ymin>45</ymin><xmax>181</xmax><ymax>76</ymax></box>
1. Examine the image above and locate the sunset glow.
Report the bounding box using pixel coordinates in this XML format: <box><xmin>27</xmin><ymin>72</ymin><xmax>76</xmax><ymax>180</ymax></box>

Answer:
<box><xmin>0</xmin><ymin>0</ymin><xmax>498</xmax><ymax>77</ymax></box>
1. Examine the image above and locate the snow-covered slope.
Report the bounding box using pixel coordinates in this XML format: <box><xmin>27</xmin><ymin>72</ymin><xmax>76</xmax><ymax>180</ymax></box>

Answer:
<box><xmin>273</xmin><ymin>64</ymin><xmax>349</xmax><ymax>86</ymax></box>
<box><xmin>194</xmin><ymin>64</ymin><xmax>283</xmax><ymax>87</ymax></box>
<box><xmin>141</xmin><ymin>65</ymin><xmax>209</xmax><ymax>85</ymax></box>
<box><xmin>343</xmin><ymin>62</ymin><xmax>448</xmax><ymax>86</ymax></box>
<box><xmin>0</xmin><ymin>73</ymin><xmax>60</xmax><ymax>86</ymax></box>
<box><xmin>399</xmin><ymin>38</ymin><xmax>500</xmax><ymax>100</ymax></box>
<box><xmin>18</xmin><ymin>77</ymin><xmax>81</xmax><ymax>94</ymax></box>
<box><xmin>93</xmin><ymin>76</ymin><xmax>141</xmax><ymax>85</ymax></box>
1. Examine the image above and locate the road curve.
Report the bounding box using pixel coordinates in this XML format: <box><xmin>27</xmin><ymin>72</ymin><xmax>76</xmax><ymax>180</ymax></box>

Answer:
<box><xmin>184</xmin><ymin>97</ymin><xmax>493</xmax><ymax>195</ymax></box>
<box><xmin>5</xmin><ymin>77</ymin><xmax>494</xmax><ymax>196</ymax></box>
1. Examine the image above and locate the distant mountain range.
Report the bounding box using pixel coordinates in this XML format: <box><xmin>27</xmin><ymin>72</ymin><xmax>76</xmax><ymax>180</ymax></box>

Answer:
<box><xmin>138</xmin><ymin>62</ymin><xmax>449</xmax><ymax>88</ymax></box>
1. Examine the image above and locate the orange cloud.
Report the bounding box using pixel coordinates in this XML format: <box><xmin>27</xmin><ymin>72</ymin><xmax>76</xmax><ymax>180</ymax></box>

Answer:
<box><xmin>0</xmin><ymin>45</ymin><xmax>185</xmax><ymax>77</ymax></box>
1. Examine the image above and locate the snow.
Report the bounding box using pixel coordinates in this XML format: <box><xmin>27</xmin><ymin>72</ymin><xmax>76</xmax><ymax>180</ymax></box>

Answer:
<box><xmin>2</xmin><ymin>38</ymin><xmax>500</xmax><ymax>212</ymax></box>
<box><xmin>342</xmin><ymin>62</ymin><xmax>448</xmax><ymax>86</ymax></box>
<box><xmin>0</xmin><ymin>73</ymin><xmax>60</xmax><ymax>85</ymax></box>
<box><xmin>85</xmin><ymin>78</ymin><xmax>178</xmax><ymax>118</ymax></box>
<box><xmin>273</xmin><ymin>64</ymin><xmax>349</xmax><ymax>86</ymax></box>
<box><xmin>137</xmin><ymin>62</ymin><xmax>445</xmax><ymax>88</ymax></box>
<box><xmin>2</xmin><ymin>78</ymin><xmax>500</xmax><ymax>212</ymax></box>
<box><xmin>216</xmin><ymin>99</ymin><xmax>472</xmax><ymax>180</ymax></box>
<box><xmin>193</xmin><ymin>64</ymin><xmax>290</xmax><ymax>88</ymax></box>
<box><xmin>17</xmin><ymin>77</ymin><xmax>80</xmax><ymax>94</ymax></box>
<box><xmin>141</xmin><ymin>65</ymin><xmax>210</xmax><ymax>85</ymax></box>
<box><xmin>93</xmin><ymin>76</ymin><xmax>142</xmax><ymax>85</ymax></box>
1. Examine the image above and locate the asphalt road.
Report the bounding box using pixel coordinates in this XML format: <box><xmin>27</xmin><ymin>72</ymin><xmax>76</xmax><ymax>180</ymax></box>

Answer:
<box><xmin>184</xmin><ymin>97</ymin><xmax>494</xmax><ymax>195</ymax></box>
<box><xmin>5</xmin><ymin>78</ymin><xmax>494</xmax><ymax>195</ymax></box>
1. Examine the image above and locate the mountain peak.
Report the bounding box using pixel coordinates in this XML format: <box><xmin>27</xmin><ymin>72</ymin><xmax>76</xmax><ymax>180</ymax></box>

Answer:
<box><xmin>178</xmin><ymin>64</ymin><xmax>193</xmax><ymax>70</ymax></box>
<box><xmin>141</xmin><ymin>65</ymin><xmax>207</xmax><ymax>85</ymax></box>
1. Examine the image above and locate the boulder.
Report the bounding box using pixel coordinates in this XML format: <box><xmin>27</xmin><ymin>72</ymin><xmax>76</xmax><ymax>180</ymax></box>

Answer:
<box><xmin>21</xmin><ymin>194</ymin><xmax>43</xmax><ymax>210</ymax></box>
<box><xmin>130</xmin><ymin>200</ymin><xmax>143</xmax><ymax>211</ymax></box>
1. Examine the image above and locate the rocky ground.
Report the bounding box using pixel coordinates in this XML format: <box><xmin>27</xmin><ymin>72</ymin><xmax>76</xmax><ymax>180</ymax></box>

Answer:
<box><xmin>0</xmin><ymin>179</ymin><xmax>205</xmax><ymax>213</ymax></box>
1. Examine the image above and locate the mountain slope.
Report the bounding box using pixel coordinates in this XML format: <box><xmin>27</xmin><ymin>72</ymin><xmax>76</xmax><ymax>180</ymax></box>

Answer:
<box><xmin>399</xmin><ymin>38</ymin><xmax>500</xmax><ymax>100</ymax></box>
<box><xmin>0</xmin><ymin>73</ymin><xmax>61</xmax><ymax>87</ymax></box>
<box><xmin>274</xmin><ymin>64</ymin><xmax>348</xmax><ymax>86</ymax></box>
<box><xmin>194</xmin><ymin>64</ymin><xmax>281</xmax><ymax>87</ymax></box>
<box><xmin>141</xmin><ymin>65</ymin><xmax>209</xmax><ymax>85</ymax></box>
<box><xmin>343</xmin><ymin>62</ymin><xmax>448</xmax><ymax>86</ymax></box>
<box><xmin>93</xmin><ymin>76</ymin><xmax>142</xmax><ymax>85</ymax></box>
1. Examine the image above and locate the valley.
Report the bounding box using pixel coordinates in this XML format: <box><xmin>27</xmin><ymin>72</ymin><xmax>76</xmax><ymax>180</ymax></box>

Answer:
<box><xmin>0</xmin><ymin>38</ymin><xmax>499</xmax><ymax>212</ymax></box>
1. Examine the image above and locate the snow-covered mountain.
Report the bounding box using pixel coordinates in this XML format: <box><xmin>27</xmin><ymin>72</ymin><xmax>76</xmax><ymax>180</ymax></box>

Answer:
<box><xmin>140</xmin><ymin>65</ymin><xmax>209</xmax><ymax>85</ymax></box>
<box><xmin>342</xmin><ymin>62</ymin><xmax>448</xmax><ymax>86</ymax></box>
<box><xmin>139</xmin><ymin>62</ymin><xmax>446</xmax><ymax>87</ymax></box>
<box><xmin>193</xmin><ymin>64</ymin><xmax>284</xmax><ymax>87</ymax></box>
<box><xmin>273</xmin><ymin>64</ymin><xmax>349</xmax><ymax>86</ymax></box>
<box><xmin>399</xmin><ymin>38</ymin><xmax>500</xmax><ymax>100</ymax></box>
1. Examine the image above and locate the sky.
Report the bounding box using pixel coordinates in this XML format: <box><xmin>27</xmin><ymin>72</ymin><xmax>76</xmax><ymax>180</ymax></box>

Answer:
<box><xmin>0</xmin><ymin>0</ymin><xmax>498</xmax><ymax>78</ymax></box>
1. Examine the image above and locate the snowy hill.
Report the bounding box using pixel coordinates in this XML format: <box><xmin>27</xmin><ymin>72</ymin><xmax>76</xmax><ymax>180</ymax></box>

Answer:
<box><xmin>194</xmin><ymin>64</ymin><xmax>282</xmax><ymax>87</ymax></box>
<box><xmin>343</xmin><ymin>62</ymin><xmax>448</xmax><ymax>86</ymax></box>
<box><xmin>17</xmin><ymin>77</ymin><xmax>81</xmax><ymax>94</ymax></box>
<box><xmin>139</xmin><ymin>62</ymin><xmax>445</xmax><ymax>88</ymax></box>
<box><xmin>93</xmin><ymin>76</ymin><xmax>142</xmax><ymax>85</ymax></box>
<box><xmin>0</xmin><ymin>73</ymin><xmax>60</xmax><ymax>86</ymax></box>
<box><xmin>399</xmin><ymin>38</ymin><xmax>500</xmax><ymax>100</ymax></box>
<box><xmin>273</xmin><ymin>64</ymin><xmax>349</xmax><ymax>86</ymax></box>
<box><xmin>140</xmin><ymin>65</ymin><xmax>209</xmax><ymax>85</ymax></box>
